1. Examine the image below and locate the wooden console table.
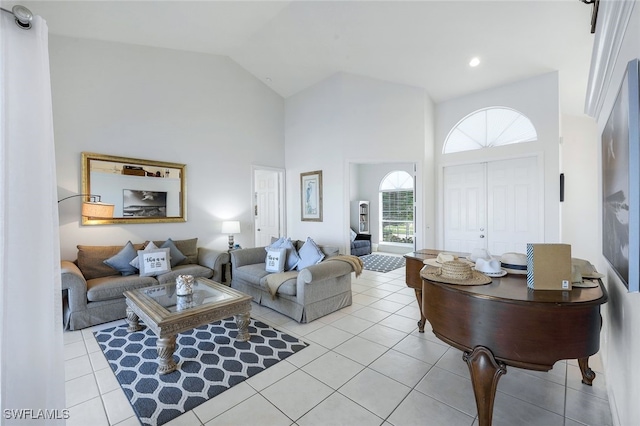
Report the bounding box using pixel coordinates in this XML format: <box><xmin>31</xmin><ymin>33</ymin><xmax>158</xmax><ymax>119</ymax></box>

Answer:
<box><xmin>420</xmin><ymin>269</ymin><xmax>608</xmax><ymax>426</ymax></box>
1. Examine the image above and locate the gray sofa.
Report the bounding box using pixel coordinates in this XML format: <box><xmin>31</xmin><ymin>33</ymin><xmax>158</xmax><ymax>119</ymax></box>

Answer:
<box><xmin>230</xmin><ymin>242</ymin><xmax>355</xmax><ymax>323</ymax></box>
<box><xmin>61</xmin><ymin>238</ymin><xmax>229</xmax><ymax>330</ymax></box>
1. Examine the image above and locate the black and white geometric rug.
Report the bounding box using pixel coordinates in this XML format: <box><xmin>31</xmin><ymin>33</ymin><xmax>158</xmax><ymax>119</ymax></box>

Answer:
<box><xmin>94</xmin><ymin>318</ymin><xmax>307</xmax><ymax>426</ymax></box>
<box><xmin>360</xmin><ymin>254</ymin><xmax>406</xmax><ymax>273</ymax></box>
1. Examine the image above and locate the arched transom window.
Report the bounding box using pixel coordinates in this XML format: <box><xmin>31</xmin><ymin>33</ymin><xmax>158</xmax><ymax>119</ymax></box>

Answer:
<box><xmin>443</xmin><ymin>107</ymin><xmax>537</xmax><ymax>154</ymax></box>
<box><xmin>379</xmin><ymin>171</ymin><xmax>414</xmax><ymax>244</ymax></box>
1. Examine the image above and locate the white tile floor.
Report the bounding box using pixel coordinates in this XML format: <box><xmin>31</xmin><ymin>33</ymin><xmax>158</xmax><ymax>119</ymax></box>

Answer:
<box><xmin>64</xmin><ymin>261</ymin><xmax>613</xmax><ymax>426</ymax></box>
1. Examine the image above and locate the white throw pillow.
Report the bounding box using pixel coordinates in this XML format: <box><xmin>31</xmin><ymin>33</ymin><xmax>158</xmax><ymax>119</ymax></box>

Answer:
<box><xmin>129</xmin><ymin>241</ymin><xmax>158</xmax><ymax>269</ymax></box>
<box><xmin>265</xmin><ymin>237</ymin><xmax>300</xmax><ymax>271</ymax></box>
<box><xmin>297</xmin><ymin>237</ymin><xmax>325</xmax><ymax>270</ymax></box>
<box><xmin>265</xmin><ymin>247</ymin><xmax>287</xmax><ymax>273</ymax></box>
<box><xmin>137</xmin><ymin>247</ymin><xmax>171</xmax><ymax>277</ymax></box>
<box><xmin>350</xmin><ymin>229</ymin><xmax>357</xmax><ymax>242</ymax></box>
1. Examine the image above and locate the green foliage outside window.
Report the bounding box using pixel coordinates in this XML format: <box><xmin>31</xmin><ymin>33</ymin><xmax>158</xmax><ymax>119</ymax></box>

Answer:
<box><xmin>382</xmin><ymin>190</ymin><xmax>414</xmax><ymax>243</ymax></box>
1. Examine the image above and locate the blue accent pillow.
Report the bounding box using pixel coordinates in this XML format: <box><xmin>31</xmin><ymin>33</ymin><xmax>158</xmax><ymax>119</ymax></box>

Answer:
<box><xmin>297</xmin><ymin>237</ymin><xmax>325</xmax><ymax>270</ymax></box>
<box><xmin>266</xmin><ymin>237</ymin><xmax>300</xmax><ymax>271</ymax></box>
<box><xmin>161</xmin><ymin>238</ymin><xmax>187</xmax><ymax>267</ymax></box>
<box><xmin>103</xmin><ymin>241</ymin><xmax>138</xmax><ymax>276</ymax></box>
<box><xmin>265</xmin><ymin>247</ymin><xmax>287</xmax><ymax>273</ymax></box>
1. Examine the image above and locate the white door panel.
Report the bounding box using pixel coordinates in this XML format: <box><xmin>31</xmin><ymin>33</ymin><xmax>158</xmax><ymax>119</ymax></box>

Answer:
<box><xmin>255</xmin><ymin>169</ymin><xmax>282</xmax><ymax>247</ymax></box>
<box><xmin>444</xmin><ymin>163</ymin><xmax>487</xmax><ymax>253</ymax></box>
<box><xmin>487</xmin><ymin>157</ymin><xmax>539</xmax><ymax>254</ymax></box>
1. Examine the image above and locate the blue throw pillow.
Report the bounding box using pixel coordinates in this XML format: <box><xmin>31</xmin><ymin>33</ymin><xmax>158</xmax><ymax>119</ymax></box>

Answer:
<box><xmin>103</xmin><ymin>241</ymin><xmax>139</xmax><ymax>276</ymax></box>
<box><xmin>297</xmin><ymin>237</ymin><xmax>325</xmax><ymax>270</ymax></box>
<box><xmin>161</xmin><ymin>238</ymin><xmax>187</xmax><ymax>267</ymax></box>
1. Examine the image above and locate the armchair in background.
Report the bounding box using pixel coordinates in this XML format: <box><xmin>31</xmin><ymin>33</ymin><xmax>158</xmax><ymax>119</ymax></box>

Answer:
<box><xmin>350</xmin><ymin>229</ymin><xmax>371</xmax><ymax>256</ymax></box>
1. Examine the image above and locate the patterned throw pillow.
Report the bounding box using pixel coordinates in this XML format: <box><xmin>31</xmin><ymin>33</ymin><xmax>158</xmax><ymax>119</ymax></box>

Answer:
<box><xmin>103</xmin><ymin>241</ymin><xmax>139</xmax><ymax>276</ymax></box>
<box><xmin>137</xmin><ymin>248</ymin><xmax>171</xmax><ymax>277</ymax></box>
<box><xmin>129</xmin><ymin>241</ymin><xmax>158</xmax><ymax>269</ymax></box>
<box><xmin>296</xmin><ymin>237</ymin><xmax>325</xmax><ymax>270</ymax></box>
<box><xmin>265</xmin><ymin>247</ymin><xmax>287</xmax><ymax>273</ymax></box>
<box><xmin>266</xmin><ymin>237</ymin><xmax>300</xmax><ymax>271</ymax></box>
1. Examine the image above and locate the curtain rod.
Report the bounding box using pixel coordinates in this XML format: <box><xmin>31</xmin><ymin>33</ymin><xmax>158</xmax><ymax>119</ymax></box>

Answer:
<box><xmin>0</xmin><ymin>4</ymin><xmax>33</xmax><ymax>30</ymax></box>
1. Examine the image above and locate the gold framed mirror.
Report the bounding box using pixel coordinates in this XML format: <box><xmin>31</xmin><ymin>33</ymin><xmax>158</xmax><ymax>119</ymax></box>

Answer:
<box><xmin>81</xmin><ymin>152</ymin><xmax>187</xmax><ymax>225</ymax></box>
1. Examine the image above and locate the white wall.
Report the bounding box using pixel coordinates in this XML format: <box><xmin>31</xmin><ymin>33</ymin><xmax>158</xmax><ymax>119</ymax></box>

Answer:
<box><xmin>284</xmin><ymin>73</ymin><xmax>434</xmax><ymax>252</ymax></box>
<box><xmin>588</xmin><ymin>2</ymin><xmax>640</xmax><ymax>425</ymax></box>
<box><xmin>435</xmin><ymin>73</ymin><xmax>562</xmax><ymax>247</ymax></box>
<box><xmin>560</xmin><ymin>114</ymin><xmax>600</xmax><ymax>261</ymax></box>
<box><xmin>50</xmin><ymin>36</ymin><xmax>284</xmax><ymax>259</ymax></box>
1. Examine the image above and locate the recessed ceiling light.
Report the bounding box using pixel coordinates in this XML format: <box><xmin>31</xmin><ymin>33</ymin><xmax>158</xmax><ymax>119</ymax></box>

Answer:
<box><xmin>265</xmin><ymin>77</ymin><xmax>272</xmax><ymax>83</ymax></box>
<box><xmin>469</xmin><ymin>57</ymin><xmax>481</xmax><ymax>67</ymax></box>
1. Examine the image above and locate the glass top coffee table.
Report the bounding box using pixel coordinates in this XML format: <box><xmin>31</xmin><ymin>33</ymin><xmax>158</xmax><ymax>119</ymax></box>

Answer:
<box><xmin>124</xmin><ymin>277</ymin><xmax>252</xmax><ymax>374</ymax></box>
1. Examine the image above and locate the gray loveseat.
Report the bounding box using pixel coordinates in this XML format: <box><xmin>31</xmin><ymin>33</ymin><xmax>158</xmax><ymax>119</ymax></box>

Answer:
<box><xmin>61</xmin><ymin>238</ymin><xmax>229</xmax><ymax>330</ymax></box>
<box><xmin>230</xmin><ymin>241</ymin><xmax>357</xmax><ymax>323</ymax></box>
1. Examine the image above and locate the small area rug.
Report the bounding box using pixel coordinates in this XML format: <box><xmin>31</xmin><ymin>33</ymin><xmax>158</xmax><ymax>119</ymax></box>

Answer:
<box><xmin>95</xmin><ymin>318</ymin><xmax>307</xmax><ymax>426</ymax></box>
<box><xmin>360</xmin><ymin>254</ymin><xmax>406</xmax><ymax>273</ymax></box>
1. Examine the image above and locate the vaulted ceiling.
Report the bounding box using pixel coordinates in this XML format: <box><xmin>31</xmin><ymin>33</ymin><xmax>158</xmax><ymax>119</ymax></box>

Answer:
<box><xmin>4</xmin><ymin>0</ymin><xmax>597</xmax><ymax>115</ymax></box>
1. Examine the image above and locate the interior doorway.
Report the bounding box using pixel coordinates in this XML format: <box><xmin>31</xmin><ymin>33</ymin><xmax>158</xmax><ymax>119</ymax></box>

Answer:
<box><xmin>252</xmin><ymin>166</ymin><xmax>285</xmax><ymax>247</ymax></box>
<box><xmin>348</xmin><ymin>162</ymin><xmax>421</xmax><ymax>255</ymax></box>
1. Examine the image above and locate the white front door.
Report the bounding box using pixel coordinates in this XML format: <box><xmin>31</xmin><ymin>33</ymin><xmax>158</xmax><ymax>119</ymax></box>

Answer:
<box><xmin>254</xmin><ymin>168</ymin><xmax>283</xmax><ymax>247</ymax></box>
<box><xmin>443</xmin><ymin>156</ymin><xmax>541</xmax><ymax>256</ymax></box>
<box><xmin>443</xmin><ymin>163</ymin><xmax>487</xmax><ymax>253</ymax></box>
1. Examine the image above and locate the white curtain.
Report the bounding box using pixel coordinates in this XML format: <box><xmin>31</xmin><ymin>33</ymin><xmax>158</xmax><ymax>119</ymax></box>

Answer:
<box><xmin>0</xmin><ymin>11</ymin><xmax>66</xmax><ymax>424</ymax></box>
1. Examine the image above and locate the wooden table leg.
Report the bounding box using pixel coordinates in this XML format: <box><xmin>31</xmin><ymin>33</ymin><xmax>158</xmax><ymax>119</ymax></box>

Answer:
<box><xmin>463</xmin><ymin>346</ymin><xmax>507</xmax><ymax>426</ymax></box>
<box><xmin>157</xmin><ymin>335</ymin><xmax>177</xmax><ymax>374</ymax></box>
<box><xmin>125</xmin><ymin>307</ymin><xmax>143</xmax><ymax>332</ymax></box>
<box><xmin>578</xmin><ymin>357</ymin><xmax>596</xmax><ymax>385</ymax></box>
<box><xmin>235</xmin><ymin>311</ymin><xmax>251</xmax><ymax>342</ymax></box>
<box><xmin>414</xmin><ymin>288</ymin><xmax>426</xmax><ymax>333</ymax></box>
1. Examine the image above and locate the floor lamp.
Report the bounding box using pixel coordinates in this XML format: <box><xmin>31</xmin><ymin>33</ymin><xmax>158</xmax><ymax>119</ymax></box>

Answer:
<box><xmin>58</xmin><ymin>194</ymin><xmax>115</xmax><ymax>218</ymax></box>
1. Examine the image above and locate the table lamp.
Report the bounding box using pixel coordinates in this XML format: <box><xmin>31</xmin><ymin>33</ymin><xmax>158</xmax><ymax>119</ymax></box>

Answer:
<box><xmin>221</xmin><ymin>220</ymin><xmax>241</xmax><ymax>250</ymax></box>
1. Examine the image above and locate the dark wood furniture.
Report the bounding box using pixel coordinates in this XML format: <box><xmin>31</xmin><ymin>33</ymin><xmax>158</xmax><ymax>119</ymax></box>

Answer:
<box><xmin>404</xmin><ymin>249</ymin><xmax>465</xmax><ymax>332</ymax></box>
<box><xmin>420</xmin><ymin>270</ymin><xmax>607</xmax><ymax>426</ymax></box>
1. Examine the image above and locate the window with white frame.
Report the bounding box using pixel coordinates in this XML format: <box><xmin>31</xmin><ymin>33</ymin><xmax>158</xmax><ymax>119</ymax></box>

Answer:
<box><xmin>443</xmin><ymin>107</ymin><xmax>537</xmax><ymax>154</ymax></box>
<box><xmin>380</xmin><ymin>171</ymin><xmax>414</xmax><ymax>244</ymax></box>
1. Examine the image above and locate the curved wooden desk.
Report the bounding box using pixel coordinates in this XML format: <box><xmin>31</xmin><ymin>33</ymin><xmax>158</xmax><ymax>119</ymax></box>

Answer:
<box><xmin>420</xmin><ymin>269</ymin><xmax>607</xmax><ymax>426</ymax></box>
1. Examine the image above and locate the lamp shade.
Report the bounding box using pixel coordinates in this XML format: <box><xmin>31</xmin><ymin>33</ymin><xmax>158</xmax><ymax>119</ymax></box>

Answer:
<box><xmin>81</xmin><ymin>202</ymin><xmax>115</xmax><ymax>219</ymax></box>
<box><xmin>221</xmin><ymin>220</ymin><xmax>241</xmax><ymax>234</ymax></box>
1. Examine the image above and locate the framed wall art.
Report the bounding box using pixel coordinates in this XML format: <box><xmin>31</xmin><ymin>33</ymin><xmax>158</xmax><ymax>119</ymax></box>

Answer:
<box><xmin>82</xmin><ymin>152</ymin><xmax>186</xmax><ymax>225</ymax></box>
<box><xmin>301</xmin><ymin>170</ymin><xmax>323</xmax><ymax>222</ymax></box>
<box><xmin>602</xmin><ymin>58</ymin><xmax>640</xmax><ymax>292</ymax></box>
